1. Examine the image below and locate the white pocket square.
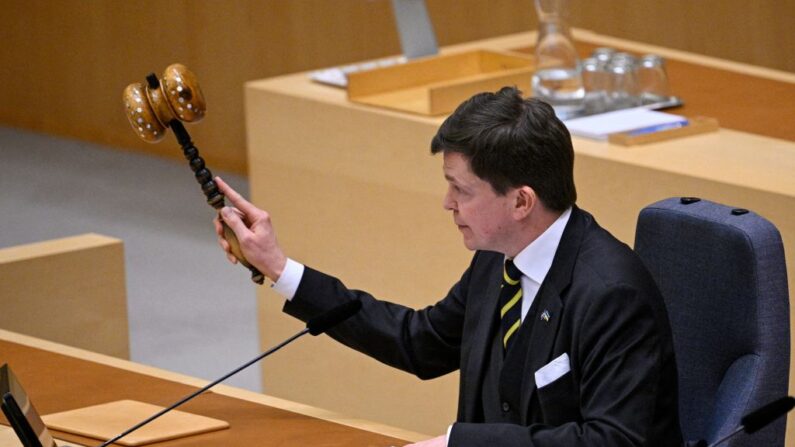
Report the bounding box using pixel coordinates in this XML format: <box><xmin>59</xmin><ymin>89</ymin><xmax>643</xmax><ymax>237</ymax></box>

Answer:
<box><xmin>535</xmin><ymin>353</ymin><xmax>571</xmax><ymax>389</ymax></box>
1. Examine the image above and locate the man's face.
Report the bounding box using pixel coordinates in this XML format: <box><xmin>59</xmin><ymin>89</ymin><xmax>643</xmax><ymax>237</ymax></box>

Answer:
<box><xmin>442</xmin><ymin>152</ymin><xmax>517</xmax><ymax>253</ymax></box>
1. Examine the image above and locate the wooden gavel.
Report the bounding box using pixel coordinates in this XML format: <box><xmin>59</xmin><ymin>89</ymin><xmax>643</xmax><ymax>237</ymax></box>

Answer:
<box><xmin>122</xmin><ymin>63</ymin><xmax>264</xmax><ymax>284</ymax></box>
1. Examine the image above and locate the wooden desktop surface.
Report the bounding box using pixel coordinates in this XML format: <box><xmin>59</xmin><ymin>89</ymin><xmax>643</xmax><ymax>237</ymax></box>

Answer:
<box><xmin>0</xmin><ymin>330</ymin><xmax>419</xmax><ymax>446</ymax></box>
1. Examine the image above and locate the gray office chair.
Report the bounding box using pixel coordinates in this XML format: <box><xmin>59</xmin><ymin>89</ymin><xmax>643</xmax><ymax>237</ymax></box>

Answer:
<box><xmin>634</xmin><ymin>197</ymin><xmax>790</xmax><ymax>446</ymax></box>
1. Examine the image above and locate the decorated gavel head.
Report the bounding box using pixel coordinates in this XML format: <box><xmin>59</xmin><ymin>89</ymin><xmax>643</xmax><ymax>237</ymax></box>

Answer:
<box><xmin>122</xmin><ymin>63</ymin><xmax>222</xmax><ymax>208</ymax></box>
<box><xmin>123</xmin><ymin>63</ymin><xmax>206</xmax><ymax>143</ymax></box>
<box><xmin>122</xmin><ymin>64</ymin><xmax>265</xmax><ymax>285</ymax></box>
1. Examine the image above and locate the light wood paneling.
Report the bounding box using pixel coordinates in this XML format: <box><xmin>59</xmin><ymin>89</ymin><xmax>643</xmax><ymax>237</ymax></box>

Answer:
<box><xmin>0</xmin><ymin>0</ymin><xmax>530</xmax><ymax>174</ymax></box>
<box><xmin>0</xmin><ymin>233</ymin><xmax>129</xmax><ymax>359</ymax></box>
<box><xmin>571</xmin><ymin>0</ymin><xmax>795</xmax><ymax>73</ymax></box>
<box><xmin>2</xmin><ymin>1</ymin><xmax>790</xmax><ymax>174</ymax></box>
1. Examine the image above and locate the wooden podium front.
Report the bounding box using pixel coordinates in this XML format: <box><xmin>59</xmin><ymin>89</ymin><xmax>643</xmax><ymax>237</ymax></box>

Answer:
<box><xmin>0</xmin><ymin>330</ymin><xmax>421</xmax><ymax>446</ymax></box>
<box><xmin>0</xmin><ymin>234</ymin><xmax>129</xmax><ymax>359</ymax></box>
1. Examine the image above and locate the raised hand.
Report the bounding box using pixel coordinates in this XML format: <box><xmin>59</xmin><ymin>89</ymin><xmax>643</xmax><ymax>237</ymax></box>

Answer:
<box><xmin>213</xmin><ymin>176</ymin><xmax>287</xmax><ymax>282</ymax></box>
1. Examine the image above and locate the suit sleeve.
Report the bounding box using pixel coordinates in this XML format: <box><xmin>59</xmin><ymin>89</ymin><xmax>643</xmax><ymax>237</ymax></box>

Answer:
<box><xmin>450</xmin><ymin>283</ymin><xmax>675</xmax><ymax>447</ymax></box>
<box><xmin>282</xmin><ymin>254</ymin><xmax>479</xmax><ymax>380</ymax></box>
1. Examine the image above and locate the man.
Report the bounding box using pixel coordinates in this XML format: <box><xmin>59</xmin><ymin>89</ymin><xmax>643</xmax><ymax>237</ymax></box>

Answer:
<box><xmin>214</xmin><ymin>87</ymin><xmax>683</xmax><ymax>446</ymax></box>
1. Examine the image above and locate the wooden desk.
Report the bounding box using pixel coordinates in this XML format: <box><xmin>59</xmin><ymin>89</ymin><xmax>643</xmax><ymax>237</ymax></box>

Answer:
<box><xmin>244</xmin><ymin>30</ymin><xmax>795</xmax><ymax>439</ymax></box>
<box><xmin>0</xmin><ymin>234</ymin><xmax>129</xmax><ymax>359</ymax></box>
<box><xmin>0</xmin><ymin>329</ymin><xmax>422</xmax><ymax>446</ymax></box>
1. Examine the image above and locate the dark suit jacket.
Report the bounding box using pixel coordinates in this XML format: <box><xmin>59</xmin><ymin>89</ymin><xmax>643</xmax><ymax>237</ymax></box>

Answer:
<box><xmin>284</xmin><ymin>206</ymin><xmax>682</xmax><ymax>446</ymax></box>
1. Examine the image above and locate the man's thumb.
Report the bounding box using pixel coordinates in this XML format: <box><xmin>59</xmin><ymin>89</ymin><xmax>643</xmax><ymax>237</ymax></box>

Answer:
<box><xmin>220</xmin><ymin>207</ymin><xmax>248</xmax><ymax>235</ymax></box>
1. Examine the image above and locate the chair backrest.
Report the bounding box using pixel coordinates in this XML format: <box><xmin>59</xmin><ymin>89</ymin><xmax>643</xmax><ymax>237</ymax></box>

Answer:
<box><xmin>634</xmin><ymin>197</ymin><xmax>790</xmax><ymax>447</ymax></box>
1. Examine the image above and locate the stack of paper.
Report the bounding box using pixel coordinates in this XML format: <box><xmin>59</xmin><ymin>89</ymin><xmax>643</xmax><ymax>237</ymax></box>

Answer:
<box><xmin>563</xmin><ymin>108</ymin><xmax>688</xmax><ymax>141</ymax></box>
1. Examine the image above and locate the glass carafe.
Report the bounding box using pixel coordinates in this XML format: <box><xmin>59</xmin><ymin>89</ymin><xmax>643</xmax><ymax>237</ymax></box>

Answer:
<box><xmin>531</xmin><ymin>0</ymin><xmax>584</xmax><ymax>119</ymax></box>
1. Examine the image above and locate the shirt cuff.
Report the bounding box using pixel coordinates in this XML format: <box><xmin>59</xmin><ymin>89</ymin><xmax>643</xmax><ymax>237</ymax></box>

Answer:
<box><xmin>271</xmin><ymin>258</ymin><xmax>304</xmax><ymax>300</ymax></box>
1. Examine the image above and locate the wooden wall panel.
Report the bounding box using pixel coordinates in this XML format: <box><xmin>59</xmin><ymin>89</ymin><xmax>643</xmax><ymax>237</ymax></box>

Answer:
<box><xmin>0</xmin><ymin>0</ymin><xmax>791</xmax><ymax>172</ymax></box>
<box><xmin>0</xmin><ymin>0</ymin><xmax>530</xmax><ymax>174</ymax></box>
<box><xmin>0</xmin><ymin>234</ymin><xmax>129</xmax><ymax>359</ymax></box>
<box><xmin>571</xmin><ymin>0</ymin><xmax>795</xmax><ymax>73</ymax></box>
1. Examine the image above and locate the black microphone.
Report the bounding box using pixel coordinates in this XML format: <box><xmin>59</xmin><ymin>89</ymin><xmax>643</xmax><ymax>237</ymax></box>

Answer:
<box><xmin>703</xmin><ymin>395</ymin><xmax>795</xmax><ymax>447</ymax></box>
<box><xmin>741</xmin><ymin>396</ymin><xmax>794</xmax><ymax>434</ymax></box>
<box><xmin>97</xmin><ymin>299</ymin><xmax>362</xmax><ymax>447</ymax></box>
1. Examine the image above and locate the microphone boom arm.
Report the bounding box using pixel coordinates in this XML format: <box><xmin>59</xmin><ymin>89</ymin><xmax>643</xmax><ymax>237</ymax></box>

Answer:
<box><xmin>97</xmin><ymin>328</ymin><xmax>310</xmax><ymax>447</ymax></box>
<box><xmin>95</xmin><ymin>298</ymin><xmax>361</xmax><ymax>447</ymax></box>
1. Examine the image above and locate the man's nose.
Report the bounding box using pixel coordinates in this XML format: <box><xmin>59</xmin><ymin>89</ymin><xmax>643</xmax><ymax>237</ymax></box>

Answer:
<box><xmin>443</xmin><ymin>191</ymin><xmax>455</xmax><ymax>211</ymax></box>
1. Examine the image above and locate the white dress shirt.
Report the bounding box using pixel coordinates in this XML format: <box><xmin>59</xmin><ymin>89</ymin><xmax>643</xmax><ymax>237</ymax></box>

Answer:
<box><xmin>511</xmin><ymin>207</ymin><xmax>571</xmax><ymax>321</ymax></box>
<box><xmin>272</xmin><ymin>257</ymin><xmax>304</xmax><ymax>299</ymax></box>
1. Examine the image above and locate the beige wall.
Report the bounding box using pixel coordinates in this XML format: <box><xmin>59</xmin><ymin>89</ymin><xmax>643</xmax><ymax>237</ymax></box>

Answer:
<box><xmin>0</xmin><ymin>1</ymin><xmax>792</xmax><ymax>175</ymax></box>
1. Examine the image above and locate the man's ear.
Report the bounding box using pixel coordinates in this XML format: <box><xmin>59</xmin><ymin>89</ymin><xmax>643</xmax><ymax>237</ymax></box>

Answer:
<box><xmin>513</xmin><ymin>186</ymin><xmax>536</xmax><ymax>219</ymax></box>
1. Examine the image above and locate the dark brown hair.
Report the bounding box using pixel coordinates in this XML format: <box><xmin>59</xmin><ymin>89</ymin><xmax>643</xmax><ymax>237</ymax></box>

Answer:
<box><xmin>430</xmin><ymin>86</ymin><xmax>576</xmax><ymax>211</ymax></box>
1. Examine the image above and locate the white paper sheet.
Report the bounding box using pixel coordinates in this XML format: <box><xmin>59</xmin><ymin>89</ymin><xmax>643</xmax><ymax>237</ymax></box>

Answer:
<box><xmin>564</xmin><ymin>108</ymin><xmax>688</xmax><ymax>141</ymax></box>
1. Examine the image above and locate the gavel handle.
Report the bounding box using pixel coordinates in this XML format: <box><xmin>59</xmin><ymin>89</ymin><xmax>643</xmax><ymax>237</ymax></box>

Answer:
<box><xmin>169</xmin><ymin>120</ymin><xmax>264</xmax><ymax>285</ymax></box>
<box><xmin>221</xmin><ymin>218</ymin><xmax>265</xmax><ymax>285</ymax></box>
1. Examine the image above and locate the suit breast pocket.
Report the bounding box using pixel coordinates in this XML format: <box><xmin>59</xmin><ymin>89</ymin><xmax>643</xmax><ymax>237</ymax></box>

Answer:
<box><xmin>536</xmin><ymin>371</ymin><xmax>581</xmax><ymax>426</ymax></box>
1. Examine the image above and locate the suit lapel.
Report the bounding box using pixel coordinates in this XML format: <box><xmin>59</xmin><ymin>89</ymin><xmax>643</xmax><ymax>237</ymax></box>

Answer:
<box><xmin>520</xmin><ymin>207</ymin><xmax>586</xmax><ymax>417</ymax></box>
<box><xmin>461</xmin><ymin>257</ymin><xmax>502</xmax><ymax>421</ymax></box>
<box><xmin>520</xmin><ymin>285</ymin><xmax>563</xmax><ymax>415</ymax></box>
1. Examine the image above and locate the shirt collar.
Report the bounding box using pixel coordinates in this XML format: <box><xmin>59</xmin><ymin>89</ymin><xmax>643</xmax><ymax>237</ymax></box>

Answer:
<box><xmin>509</xmin><ymin>207</ymin><xmax>572</xmax><ymax>284</ymax></box>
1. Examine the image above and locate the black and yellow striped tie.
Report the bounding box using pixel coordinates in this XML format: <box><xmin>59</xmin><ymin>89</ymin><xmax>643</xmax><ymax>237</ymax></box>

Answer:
<box><xmin>500</xmin><ymin>259</ymin><xmax>523</xmax><ymax>352</ymax></box>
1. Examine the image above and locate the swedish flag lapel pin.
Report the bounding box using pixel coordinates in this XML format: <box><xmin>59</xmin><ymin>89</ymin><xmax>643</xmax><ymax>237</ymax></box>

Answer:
<box><xmin>540</xmin><ymin>310</ymin><xmax>551</xmax><ymax>322</ymax></box>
